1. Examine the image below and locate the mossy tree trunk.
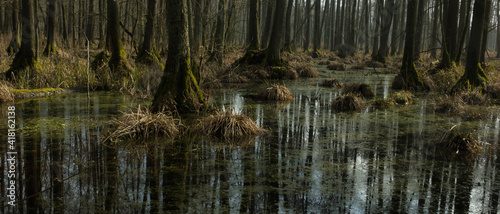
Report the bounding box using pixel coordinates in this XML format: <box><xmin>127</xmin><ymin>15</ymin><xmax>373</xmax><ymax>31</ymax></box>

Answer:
<box><xmin>374</xmin><ymin>0</ymin><xmax>394</xmax><ymax>63</ymax></box>
<box><xmin>151</xmin><ymin>0</ymin><xmax>205</xmax><ymax>114</ymax></box>
<box><xmin>453</xmin><ymin>0</ymin><xmax>489</xmax><ymax>91</ymax></box>
<box><xmin>440</xmin><ymin>0</ymin><xmax>459</xmax><ymax>69</ymax></box>
<box><xmin>5</xmin><ymin>0</ymin><xmax>36</xmax><ymax>80</ymax></box>
<box><xmin>265</xmin><ymin>0</ymin><xmax>286</xmax><ymax>66</ymax></box>
<box><xmin>43</xmin><ymin>0</ymin><xmax>57</xmax><ymax>56</ymax></box>
<box><xmin>106</xmin><ymin>0</ymin><xmax>131</xmax><ymax>72</ymax></box>
<box><xmin>136</xmin><ymin>0</ymin><xmax>158</xmax><ymax>65</ymax></box>
<box><xmin>392</xmin><ymin>0</ymin><xmax>426</xmax><ymax>91</ymax></box>
<box><xmin>248</xmin><ymin>0</ymin><xmax>260</xmax><ymax>51</ymax></box>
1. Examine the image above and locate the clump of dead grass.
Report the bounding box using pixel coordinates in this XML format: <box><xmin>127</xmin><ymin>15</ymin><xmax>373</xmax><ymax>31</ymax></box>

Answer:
<box><xmin>435</xmin><ymin>125</ymin><xmax>489</xmax><ymax>160</ymax></box>
<box><xmin>351</xmin><ymin>62</ymin><xmax>367</xmax><ymax>70</ymax></box>
<box><xmin>320</xmin><ymin>79</ymin><xmax>344</xmax><ymax>88</ymax></box>
<box><xmin>107</xmin><ymin>105</ymin><xmax>179</xmax><ymax>141</ymax></box>
<box><xmin>0</xmin><ymin>81</ymin><xmax>14</xmax><ymax>103</ymax></box>
<box><xmin>343</xmin><ymin>83</ymin><xmax>375</xmax><ymax>99</ymax></box>
<box><xmin>366</xmin><ymin>61</ymin><xmax>385</xmax><ymax>68</ymax></box>
<box><xmin>389</xmin><ymin>91</ymin><xmax>414</xmax><ymax>105</ymax></box>
<box><xmin>318</xmin><ymin>60</ymin><xmax>330</xmax><ymax>65</ymax></box>
<box><xmin>196</xmin><ymin>110</ymin><xmax>267</xmax><ymax>140</ymax></box>
<box><xmin>330</xmin><ymin>94</ymin><xmax>366</xmax><ymax>112</ymax></box>
<box><xmin>460</xmin><ymin>89</ymin><xmax>488</xmax><ymax>106</ymax></box>
<box><xmin>295</xmin><ymin>63</ymin><xmax>319</xmax><ymax>78</ymax></box>
<box><xmin>487</xmin><ymin>82</ymin><xmax>500</xmax><ymax>99</ymax></box>
<box><xmin>327</xmin><ymin>62</ymin><xmax>348</xmax><ymax>71</ymax></box>
<box><xmin>257</xmin><ymin>84</ymin><xmax>294</xmax><ymax>101</ymax></box>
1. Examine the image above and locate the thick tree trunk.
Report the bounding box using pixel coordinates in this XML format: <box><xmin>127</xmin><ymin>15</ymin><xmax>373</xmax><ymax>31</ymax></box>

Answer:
<box><xmin>392</xmin><ymin>0</ymin><xmax>426</xmax><ymax>91</ymax></box>
<box><xmin>372</xmin><ymin>0</ymin><xmax>382</xmax><ymax>57</ymax></box>
<box><xmin>347</xmin><ymin>0</ymin><xmax>356</xmax><ymax>47</ymax></box>
<box><xmin>363</xmin><ymin>0</ymin><xmax>370</xmax><ymax>54</ymax></box>
<box><xmin>6</xmin><ymin>0</ymin><xmax>36</xmax><ymax>80</ymax></box>
<box><xmin>151</xmin><ymin>0</ymin><xmax>205</xmax><ymax>114</ymax></box>
<box><xmin>312</xmin><ymin>0</ymin><xmax>321</xmax><ymax>57</ymax></box>
<box><xmin>397</xmin><ymin>0</ymin><xmax>406</xmax><ymax>54</ymax></box>
<box><xmin>86</xmin><ymin>0</ymin><xmax>94</xmax><ymax>42</ymax></box>
<box><xmin>43</xmin><ymin>0</ymin><xmax>58</xmax><ymax>56</ymax></box>
<box><xmin>106</xmin><ymin>0</ymin><xmax>131</xmax><ymax>72</ymax></box>
<box><xmin>454</xmin><ymin>0</ymin><xmax>489</xmax><ymax>91</ymax></box>
<box><xmin>262</xmin><ymin>0</ymin><xmax>274</xmax><ymax>48</ymax></box>
<box><xmin>375</xmin><ymin>0</ymin><xmax>394</xmax><ymax>63</ymax></box>
<box><xmin>430</xmin><ymin>0</ymin><xmax>440</xmax><ymax>58</ymax></box>
<box><xmin>390</xmin><ymin>0</ymin><xmax>400</xmax><ymax>56</ymax></box>
<box><xmin>303</xmin><ymin>0</ymin><xmax>311</xmax><ymax>51</ymax></box>
<box><xmin>322</xmin><ymin>0</ymin><xmax>330</xmax><ymax>50</ymax></box>
<box><xmin>455</xmin><ymin>0</ymin><xmax>471</xmax><ymax>61</ymax></box>
<box><xmin>266</xmin><ymin>0</ymin><xmax>286</xmax><ymax>65</ymax></box>
<box><xmin>248</xmin><ymin>0</ymin><xmax>261</xmax><ymax>51</ymax></box>
<box><xmin>192</xmin><ymin>0</ymin><xmax>202</xmax><ymax>56</ymax></box>
<box><xmin>137</xmin><ymin>0</ymin><xmax>158</xmax><ymax>64</ymax></box>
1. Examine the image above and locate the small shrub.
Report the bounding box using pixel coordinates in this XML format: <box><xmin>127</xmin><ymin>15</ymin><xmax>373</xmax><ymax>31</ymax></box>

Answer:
<box><xmin>320</xmin><ymin>79</ymin><xmax>344</xmax><ymax>89</ymax></box>
<box><xmin>257</xmin><ymin>84</ymin><xmax>294</xmax><ymax>101</ymax></box>
<box><xmin>197</xmin><ymin>111</ymin><xmax>267</xmax><ymax>140</ymax></box>
<box><xmin>343</xmin><ymin>83</ymin><xmax>375</xmax><ymax>99</ymax></box>
<box><xmin>330</xmin><ymin>94</ymin><xmax>366</xmax><ymax>112</ymax></box>
<box><xmin>327</xmin><ymin>62</ymin><xmax>348</xmax><ymax>71</ymax></box>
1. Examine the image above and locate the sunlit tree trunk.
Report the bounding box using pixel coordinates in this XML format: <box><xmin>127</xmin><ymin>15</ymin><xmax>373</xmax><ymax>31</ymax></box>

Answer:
<box><xmin>392</xmin><ymin>0</ymin><xmax>426</xmax><ymax>90</ymax></box>
<box><xmin>151</xmin><ymin>0</ymin><xmax>205</xmax><ymax>113</ymax></box>
<box><xmin>453</xmin><ymin>0</ymin><xmax>489</xmax><ymax>90</ymax></box>
<box><xmin>5</xmin><ymin>0</ymin><xmax>36</xmax><ymax>80</ymax></box>
<box><xmin>43</xmin><ymin>0</ymin><xmax>58</xmax><ymax>56</ymax></box>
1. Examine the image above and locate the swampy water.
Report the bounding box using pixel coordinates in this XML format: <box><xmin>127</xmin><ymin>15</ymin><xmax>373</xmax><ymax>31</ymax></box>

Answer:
<box><xmin>1</xmin><ymin>65</ymin><xmax>500</xmax><ymax>213</ymax></box>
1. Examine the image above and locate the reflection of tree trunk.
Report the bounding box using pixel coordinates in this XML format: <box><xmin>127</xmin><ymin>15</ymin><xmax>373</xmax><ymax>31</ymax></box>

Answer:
<box><xmin>162</xmin><ymin>141</ymin><xmax>189</xmax><ymax>212</ymax></box>
<box><xmin>51</xmin><ymin>139</ymin><xmax>64</xmax><ymax>213</ymax></box>
<box><xmin>143</xmin><ymin>148</ymin><xmax>159</xmax><ymax>213</ymax></box>
<box><xmin>26</xmin><ymin>138</ymin><xmax>41</xmax><ymax>213</ymax></box>
<box><xmin>104</xmin><ymin>146</ymin><xmax>118</xmax><ymax>214</ymax></box>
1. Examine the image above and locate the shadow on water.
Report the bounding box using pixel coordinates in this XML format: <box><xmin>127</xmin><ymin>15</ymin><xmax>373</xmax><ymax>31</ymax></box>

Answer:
<box><xmin>1</xmin><ymin>70</ymin><xmax>500</xmax><ymax>213</ymax></box>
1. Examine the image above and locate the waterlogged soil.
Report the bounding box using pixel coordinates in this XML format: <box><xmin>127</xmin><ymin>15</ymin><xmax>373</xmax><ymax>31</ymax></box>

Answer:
<box><xmin>1</xmin><ymin>63</ymin><xmax>500</xmax><ymax>213</ymax></box>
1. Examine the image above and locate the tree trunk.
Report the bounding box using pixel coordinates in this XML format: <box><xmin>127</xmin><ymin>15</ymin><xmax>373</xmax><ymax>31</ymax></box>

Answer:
<box><xmin>372</xmin><ymin>0</ymin><xmax>382</xmax><ymax>57</ymax></box>
<box><xmin>151</xmin><ymin>0</ymin><xmax>205</xmax><ymax>114</ymax></box>
<box><xmin>455</xmin><ymin>0</ymin><xmax>471</xmax><ymax>61</ymax></box>
<box><xmin>6</xmin><ymin>0</ymin><xmax>36</xmax><ymax>80</ymax></box>
<box><xmin>390</xmin><ymin>0</ymin><xmax>400</xmax><ymax>56</ymax></box>
<box><xmin>61</xmin><ymin>0</ymin><xmax>68</xmax><ymax>42</ymax></box>
<box><xmin>430</xmin><ymin>0</ymin><xmax>439</xmax><ymax>58</ymax></box>
<box><xmin>303</xmin><ymin>0</ymin><xmax>311</xmax><ymax>51</ymax></box>
<box><xmin>363</xmin><ymin>0</ymin><xmax>369</xmax><ymax>54</ymax></box>
<box><xmin>266</xmin><ymin>0</ymin><xmax>286</xmax><ymax>65</ymax></box>
<box><xmin>106</xmin><ymin>0</ymin><xmax>131</xmax><ymax>72</ymax></box>
<box><xmin>454</xmin><ymin>0</ymin><xmax>489</xmax><ymax>91</ymax></box>
<box><xmin>497</xmin><ymin>0</ymin><xmax>500</xmax><ymax>57</ymax></box>
<box><xmin>6</xmin><ymin>0</ymin><xmax>20</xmax><ymax>56</ymax></box>
<box><xmin>480</xmin><ymin>0</ymin><xmax>492</xmax><ymax>64</ymax></box>
<box><xmin>248</xmin><ymin>0</ymin><xmax>261</xmax><ymax>51</ymax></box>
<box><xmin>43</xmin><ymin>0</ymin><xmax>58</xmax><ymax>56</ymax></box>
<box><xmin>86</xmin><ymin>0</ymin><xmax>94</xmax><ymax>42</ymax></box>
<box><xmin>312</xmin><ymin>0</ymin><xmax>321</xmax><ymax>57</ymax></box>
<box><xmin>137</xmin><ymin>0</ymin><xmax>158</xmax><ymax>64</ymax></box>
<box><xmin>375</xmin><ymin>0</ymin><xmax>394</xmax><ymax>63</ymax></box>
<box><xmin>262</xmin><ymin>0</ymin><xmax>274</xmax><ymax>48</ymax></box>
<box><xmin>397</xmin><ymin>0</ymin><xmax>406</xmax><ymax>54</ymax></box>
<box><xmin>413</xmin><ymin>0</ymin><xmax>426</xmax><ymax>59</ymax></box>
<box><xmin>322</xmin><ymin>0</ymin><xmax>330</xmax><ymax>50</ymax></box>
<box><xmin>392</xmin><ymin>0</ymin><xmax>426</xmax><ymax>90</ymax></box>
<box><xmin>441</xmin><ymin>0</ymin><xmax>459</xmax><ymax>69</ymax></box>
<box><xmin>347</xmin><ymin>0</ymin><xmax>356</xmax><ymax>47</ymax></box>
<box><xmin>214</xmin><ymin>0</ymin><xmax>226</xmax><ymax>66</ymax></box>
<box><xmin>283</xmin><ymin>0</ymin><xmax>293</xmax><ymax>51</ymax></box>
<box><xmin>192</xmin><ymin>0</ymin><xmax>202</xmax><ymax>56</ymax></box>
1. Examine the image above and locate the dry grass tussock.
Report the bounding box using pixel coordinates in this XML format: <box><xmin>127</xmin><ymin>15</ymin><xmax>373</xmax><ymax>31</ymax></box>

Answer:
<box><xmin>0</xmin><ymin>81</ymin><xmax>14</xmax><ymax>103</ymax></box>
<box><xmin>327</xmin><ymin>62</ymin><xmax>348</xmax><ymax>71</ymax></box>
<box><xmin>424</xmin><ymin>65</ymin><xmax>462</xmax><ymax>92</ymax></box>
<box><xmin>343</xmin><ymin>83</ymin><xmax>375</xmax><ymax>99</ymax></box>
<box><xmin>320</xmin><ymin>79</ymin><xmax>344</xmax><ymax>88</ymax></box>
<box><xmin>196</xmin><ymin>110</ymin><xmax>267</xmax><ymax>141</ymax></box>
<box><xmin>331</xmin><ymin>94</ymin><xmax>366</xmax><ymax>112</ymax></box>
<box><xmin>389</xmin><ymin>91</ymin><xmax>414</xmax><ymax>105</ymax></box>
<box><xmin>283</xmin><ymin>51</ymin><xmax>313</xmax><ymax>63</ymax></box>
<box><xmin>435</xmin><ymin>125</ymin><xmax>489</xmax><ymax>160</ymax></box>
<box><xmin>107</xmin><ymin>105</ymin><xmax>179</xmax><ymax>141</ymax></box>
<box><xmin>289</xmin><ymin>61</ymin><xmax>319</xmax><ymax>78</ymax></box>
<box><xmin>431</xmin><ymin>92</ymin><xmax>496</xmax><ymax>120</ymax></box>
<box><xmin>258</xmin><ymin>84</ymin><xmax>294</xmax><ymax>101</ymax></box>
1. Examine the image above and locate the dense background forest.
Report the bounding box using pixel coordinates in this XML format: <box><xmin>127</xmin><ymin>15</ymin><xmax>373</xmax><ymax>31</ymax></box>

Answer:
<box><xmin>0</xmin><ymin>0</ymin><xmax>499</xmax><ymax>96</ymax></box>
